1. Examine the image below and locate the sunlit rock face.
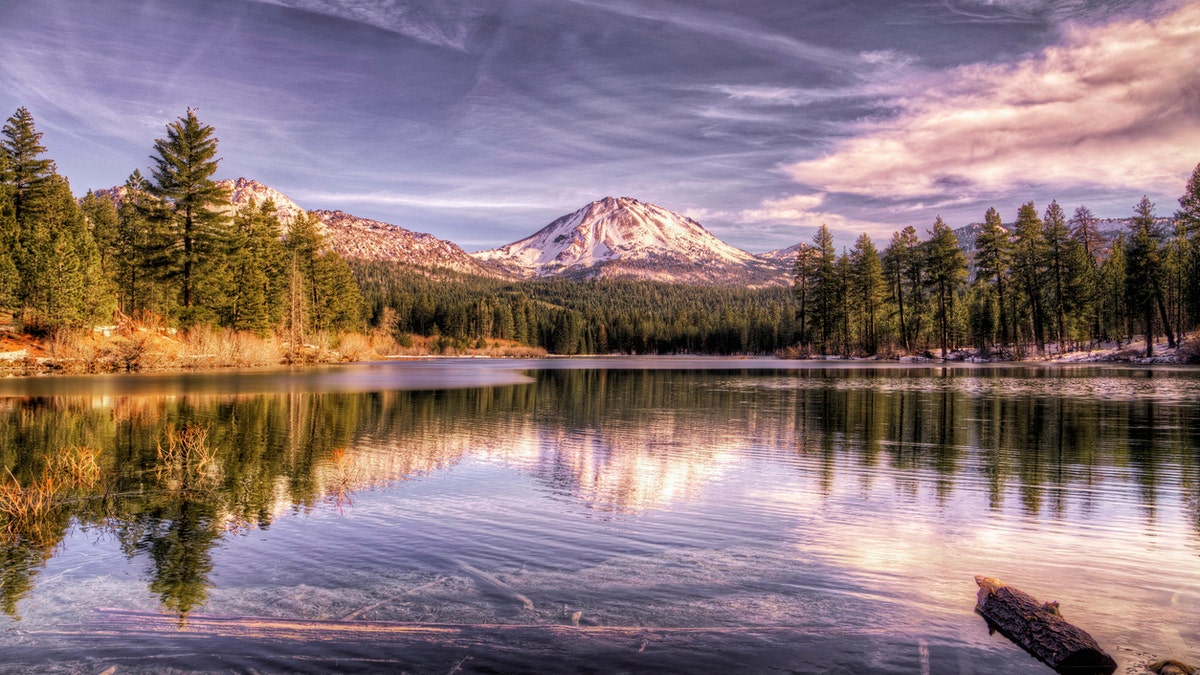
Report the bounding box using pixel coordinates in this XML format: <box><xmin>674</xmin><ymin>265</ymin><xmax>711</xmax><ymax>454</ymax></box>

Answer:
<box><xmin>220</xmin><ymin>178</ymin><xmax>309</xmax><ymax>232</ymax></box>
<box><xmin>311</xmin><ymin>209</ymin><xmax>495</xmax><ymax>275</ymax></box>
<box><xmin>473</xmin><ymin>197</ymin><xmax>791</xmax><ymax>286</ymax></box>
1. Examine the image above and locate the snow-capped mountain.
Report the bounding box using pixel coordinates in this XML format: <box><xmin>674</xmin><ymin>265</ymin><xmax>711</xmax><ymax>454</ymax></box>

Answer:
<box><xmin>220</xmin><ymin>178</ymin><xmax>308</xmax><ymax>231</ymax></box>
<box><xmin>473</xmin><ymin>197</ymin><xmax>788</xmax><ymax>285</ymax></box>
<box><xmin>312</xmin><ymin>210</ymin><xmax>493</xmax><ymax>276</ymax></box>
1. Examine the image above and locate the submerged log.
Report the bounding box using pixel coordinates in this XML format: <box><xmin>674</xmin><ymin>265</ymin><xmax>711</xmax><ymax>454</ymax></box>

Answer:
<box><xmin>974</xmin><ymin>576</ymin><xmax>1116</xmax><ymax>675</ymax></box>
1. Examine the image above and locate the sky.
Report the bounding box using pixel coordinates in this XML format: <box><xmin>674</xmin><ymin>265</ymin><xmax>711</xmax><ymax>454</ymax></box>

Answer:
<box><xmin>1</xmin><ymin>0</ymin><xmax>1197</xmax><ymax>252</ymax></box>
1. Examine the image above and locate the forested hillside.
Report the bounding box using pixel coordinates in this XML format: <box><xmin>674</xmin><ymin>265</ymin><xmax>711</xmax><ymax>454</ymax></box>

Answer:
<box><xmin>789</xmin><ymin>186</ymin><xmax>1200</xmax><ymax>359</ymax></box>
<box><xmin>2</xmin><ymin>104</ymin><xmax>1197</xmax><ymax>361</ymax></box>
<box><xmin>0</xmin><ymin>107</ymin><xmax>361</xmax><ymax>349</ymax></box>
<box><xmin>353</xmin><ymin>262</ymin><xmax>799</xmax><ymax>355</ymax></box>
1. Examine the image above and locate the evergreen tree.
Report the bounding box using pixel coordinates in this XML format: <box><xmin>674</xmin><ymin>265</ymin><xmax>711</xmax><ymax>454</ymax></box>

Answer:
<box><xmin>808</xmin><ymin>225</ymin><xmax>839</xmax><ymax>354</ymax></box>
<box><xmin>1100</xmin><ymin>236</ymin><xmax>1128</xmax><ymax>343</ymax></box>
<box><xmin>1043</xmin><ymin>200</ymin><xmax>1073</xmax><ymax>347</ymax></box>
<box><xmin>225</xmin><ymin>199</ymin><xmax>285</xmax><ymax>335</ymax></box>
<box><xmin>924</xmin><ymin>216</ymin><xmax>967</xmax><ymax>357</ymax></box>
<box><xmin>147</xmin><ymin>109</ymin><xmax>232</xmax><ymax>324</ymax></box>
<box><xmin>1012</xmin><ymin>202</ymin><xmax>1048</xmax><ymax>352</ymax></box>
<box><xmin>791</xmin><ymin>243</ymin><xmax>817</xmax><ymax>350</ymax></box>
<box><xmin>1</xmin><ymin>109</ymin><xmax>109</xmax><ymax>332</ymax></box>
<box><xmin>1069</xmin><ymin>205</ymin><xmax>1104</xmax><ymax>341</ymax></box>
<box><xmin>81</xmin><ymin>190</ymin><xmax>121</xmax><ymax>277</ymax></box>
<box><xmin>849</xmin><ymin>233</ymin><xmax>884</xmax><ymax>354</ymax></box>
<box><xmin>1</xmin><ymin>107</ymin><xmax>55</xmax><ymax>225</ymax></box>
<box><xmin>1179</xmin><ymin>162</ymin><xmax>1200</xmax><ymax>236</ymax></box>
<box><xmin>973</xmin><ymin>207</ymin><xmax>1011</xmax><ymax>347</ymax></box>
<box><xmin>1177</xmin><ymin>162</ymin><xmax>1200</xmax><ymax>331</ymax></box>
<box><xmin>115</xmin><ymin>170</ymin><xmax>174</xmax><ymax>317</ymax></box>
<box><xmin>1125</xmin><ymin>196</ymin><xmax>1174</xmax><ymax>355</ymax></box>
<box><xmin>883</xmin><ymin>226</ymin><xmax>920</xmax><ymax>353</ymax></box>
<box><xmin>285</xmin><ymin>212</ymin><xmax>363</xmax><ymax>343</ymax></box>
<box><xmin>0</xmin><ymin>189</ymin><xmax>18</xmax><ymax>309</ymax></box>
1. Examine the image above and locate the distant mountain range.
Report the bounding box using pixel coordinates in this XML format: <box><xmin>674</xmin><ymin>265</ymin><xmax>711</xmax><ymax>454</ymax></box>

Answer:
<box><xmin>99</xmin><ymin>178</ymin><xmax>1166</xmax><ymax>286</ymax></box>
<box><xmin>214</xmin><ymin>180</ymin><xmax>794</xmax><ymax>286</ymax></box>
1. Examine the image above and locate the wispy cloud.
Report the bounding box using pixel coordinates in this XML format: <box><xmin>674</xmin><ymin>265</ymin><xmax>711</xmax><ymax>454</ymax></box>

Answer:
<box><xmin>293</xmin><ymin>190</ymin><xmax>549</xmax><ymax>211</ymax></box>
<box><xmin>559</xmin><ymin>0</ymin><xmax>850</xmax><ymax>68</ymax></box>
<box><xmin>249</xmin><ymin>0</ymin><xmax>490</xmax><ymax>51</ymax></box>
<box><xmin>787</xmin><ymin>2</ymin><xmax>1200</xmax><ymax>201</ymax></box>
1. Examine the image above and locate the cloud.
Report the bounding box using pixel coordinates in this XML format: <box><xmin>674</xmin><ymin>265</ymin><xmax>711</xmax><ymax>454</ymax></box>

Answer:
<box><xmin>559</xmin><ymin>0</ymin><xmax>849</xmax><ymax>68</ymax></box>
<box><xmin>293</xmin><ymin>190</ymin><xmax>548</xmax><ymax>211</ymax></box>
<box><xmin>249</xmin><ymin>0</ymin><xmax>490</xmax><ymax>51</ymax></box>
<box><xmin>786</xmin><ymin>2</ymin><xmax>1200</xmax><ymax>201</ymax></box>
<box><xmin>739</xmin><ymin>193</ymin><xmax>895</xmax><ymax>241</ymax></box>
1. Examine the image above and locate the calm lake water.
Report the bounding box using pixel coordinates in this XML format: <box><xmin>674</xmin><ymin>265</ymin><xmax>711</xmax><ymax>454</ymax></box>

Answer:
<box><xmin>0</xmin><ymin>358</ymin><xmax>1197</xmax><ymax>673</ymax></box>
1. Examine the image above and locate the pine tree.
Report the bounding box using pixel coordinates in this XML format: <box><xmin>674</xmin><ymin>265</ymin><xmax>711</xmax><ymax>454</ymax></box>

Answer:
<box><xmin>924</xmin><ymin>216</ymin><xmax>967</xmax><ymax>357</ymax></box>
<box><xmin>1100</xmin><ymin>236</ymin><xmax>1128</xmax><ymax>343</ymax></box>
<box><xmin>81</xmin><ymin>190</ymin><xmax>121</xmax><ymax>277</ymax></box>
<box><xmin>225</xmin><ymin>199</ymin><xmax>285</xmax><ymax>335</ymax></box>
<box><xmin>1179</xmin><ymin>162</ymin><xmax>1200</xmax><ymax>236</ymax></box>
<box><xmin>1</xmin><ymin>109</ymin><xmax>109</xmax><ymax>332</ymax></box>
<box><xmin>285</xmin><ymin>212</ymin><xmax>363</xmax><ymax>342</ymax></box>
<box><xmin>791</xmin><ymin>243</ymin><xmax>818</xmax><ymax>350</ymax></box>
<box><xmin>1125</xmin><ymin>196</ymin><xmax>1175</xmax><ymax>356</ymax></box>
<box><xmin>1012</xmin><ymin>202</ymin><xmax>1048</xmax><ymax>352</ymax></box>
<box><xmin>2</xmin><ymin>107</ymin><xmax>55</xmax><ymax>225</ymax></box>
<box><xmin>808</xmin><ymin>225</ymin><xmax>839</xmax><ymax>354</ymax></box>
<box><xmin>1177</xmin><ymin>162</ymin><xmax>1200</xmax><ymax>331</ymax></box>
<box><xmin>0</xmin><ymin>189</ymin><xmax>17</xmax><ymax>309</ymax></box>
<box><xmin>1043</xmin><ymin>200</ymin><xmax>1073</xmax><ymax>348</ymax></box>
<box><xmin>147</xmin><ymin>109</ymin><xmax>231</xmax><ymax>324</ymax></box>
<box><xmin>1069</xmin><ymin>205</ymin><xmax>1104</xmax><ymax>341</ymax></box>
<box><xmin>115</xmin><ymin>170</ymin><xmax>174</xmax><ymax>317</ymax></box>
<box><xmin>883</xmin><ymin>226</ymin><xmax>920</xmax><ymax>353</ymax></box>
<box><xmin>973</xmin><ymin>207</ymin><xmax>1011</xmax><ymax>347</ymax></box>
<box><xmin>849</xmin><ymin>233</ymin><xmax>884</xmax><ymax>354</ymax></box>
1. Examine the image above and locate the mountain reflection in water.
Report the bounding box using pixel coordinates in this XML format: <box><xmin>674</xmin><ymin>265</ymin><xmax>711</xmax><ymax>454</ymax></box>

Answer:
<box><xmin>0</xmin><ymin>361</ymin><xmax>1197</xmax><ymax>672</ymax></box>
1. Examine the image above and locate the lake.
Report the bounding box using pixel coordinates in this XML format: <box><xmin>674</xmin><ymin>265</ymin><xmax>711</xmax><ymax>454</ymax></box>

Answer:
<box><xmin>0</xmin><ymin>359</ymin><xmax>1197</xmax><ymax>673</ymax></box>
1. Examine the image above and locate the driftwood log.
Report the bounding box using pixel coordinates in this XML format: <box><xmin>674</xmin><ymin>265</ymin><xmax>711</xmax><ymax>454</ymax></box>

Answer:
<box><xmin>975</xmin><ymin>576</ymin><xmax>1117</xmax><ymax>675</ymax></box>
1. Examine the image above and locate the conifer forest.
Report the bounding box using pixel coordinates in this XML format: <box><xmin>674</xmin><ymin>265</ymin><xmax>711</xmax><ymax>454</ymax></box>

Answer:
<box><xmin>1</xmin><ymin>105</ymin><xmax>1198</xmax><ymax>360</ymax></box>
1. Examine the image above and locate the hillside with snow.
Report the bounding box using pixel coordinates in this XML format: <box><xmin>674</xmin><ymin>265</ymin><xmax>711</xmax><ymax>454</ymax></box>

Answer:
<box><xmin>473</xmin><ymin>197</ymin><xmax>790</xmax><ymax>285</ymax></box>
<box><xmin>312</xmin><ymin>209</ymin><xmax>493</xmax><ymax>276</ymax></box>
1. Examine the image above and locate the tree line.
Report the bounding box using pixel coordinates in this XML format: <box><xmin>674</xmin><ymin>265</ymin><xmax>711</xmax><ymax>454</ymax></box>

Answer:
<box><xmin>792</xmin><ymin>169</ymin><xmax>1200</xmax><ymax>358</ymax></box>
<box><xmin>0</xmin><ymin>107</ymin><xmax>361</xmax><ymax>341</ymax></box>
<box><xmin>4</xmin><ymin>104</ymin><xmax>1197</xmax><ymax>359</ymax></box>
<box><xmin>354</xmin><ymin>261</ymin><xmax>801</xmax><ymax>354</ymax></box>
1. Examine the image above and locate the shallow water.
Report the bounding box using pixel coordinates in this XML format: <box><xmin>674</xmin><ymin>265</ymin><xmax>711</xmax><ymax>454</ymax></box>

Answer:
<box><xmin>0</xmin><ymin>359</ymin><xmax>1197</xmax><ymax>673</ymax></box>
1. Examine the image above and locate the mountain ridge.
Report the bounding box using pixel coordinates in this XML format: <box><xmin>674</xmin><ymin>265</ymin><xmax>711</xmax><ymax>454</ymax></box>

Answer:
<box><xmin>472</xmin><ymin>196</ymin><xmax>790</xmax><ymax>286</ymax></box>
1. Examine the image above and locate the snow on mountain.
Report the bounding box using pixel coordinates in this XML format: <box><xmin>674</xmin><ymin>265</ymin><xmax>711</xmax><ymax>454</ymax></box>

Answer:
<box><xmin>473</xmin><ymin>197</ymin><xmax>789</xmax><ymax>285</ymax></box>
<box><xmin>94</xmin><ymin>177</ymin><xmax>490</xmax><ymax>275</ymax></box>
<box><xmin>759</xmin><ymin>243</ymin><xmax>803</xmax><ymax>264</ymax></box>
<box><xmin>312</xmin><ymin>209</ymin><xmax>494</xmax><ymax>276</ymax></box>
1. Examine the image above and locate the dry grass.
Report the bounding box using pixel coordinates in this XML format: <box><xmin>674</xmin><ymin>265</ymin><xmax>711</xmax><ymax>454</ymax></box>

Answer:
<box><xmin>155</xmin><ymin>424</ymin><xmax>220</xmax><ymax>491</ymax></box>
<box><xmin>0</xmin><ymin>469</ymin><xmax>62</xmax><ymax>544</ymax></box>
<box><xmin>177</xmin><ymin>326</ymin><xmax>283</xmax><ymax>368</ymax></box>
<box><xmin>45</xmin><ymin>446</ymin><xmax>103</xmax><ymax>489</ymax></box>
<box><xmin>379</xmin><ymin>334</ymin><xmax>547</xmax><ymax>358</ymax></box>
<box><xmin>0</xmin><ymin>445</ymin><xmax>107</xmax><ymax>545</ymax></box>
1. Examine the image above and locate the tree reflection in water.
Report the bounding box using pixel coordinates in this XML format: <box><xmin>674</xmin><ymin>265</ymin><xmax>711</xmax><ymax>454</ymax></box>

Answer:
<box><xmin>0</xmin><ymin>365</ymin><xmax>1197</xmax><ymax>622</ymax></box>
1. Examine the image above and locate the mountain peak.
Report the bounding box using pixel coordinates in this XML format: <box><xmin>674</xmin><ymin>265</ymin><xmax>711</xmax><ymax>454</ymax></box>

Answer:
<box><xmin>472</xmin><ymin>197</ymin><xmax>784</xmax><ymax>285</ymax></box>
<box><xmin>219</xmin><ymin>177</ymin><xmax>308</xmax><ymax>231</ymax></box>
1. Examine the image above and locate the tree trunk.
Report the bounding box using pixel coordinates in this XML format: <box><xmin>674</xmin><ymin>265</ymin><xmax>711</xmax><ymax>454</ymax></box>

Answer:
<box><xmin>1156</xmin><ymin>292</ymin><xmax>1177</xmax><ymax>348</ymax></box>
<box><xmin>975</xmin><ymin>576</ymin><xmax>1116</xmax><ymax>675</ymax></box>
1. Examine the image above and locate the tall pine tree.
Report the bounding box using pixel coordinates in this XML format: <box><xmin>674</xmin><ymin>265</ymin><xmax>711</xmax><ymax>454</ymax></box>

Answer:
<box><xmin>147</xmin><ymin>109</ymin><xmax>231</xmax><ymax>325</ymax></box>
<box><xmin>924</xmin><ymin>216</ymin><xmax>967</xmax><ymax>357</ymax></box>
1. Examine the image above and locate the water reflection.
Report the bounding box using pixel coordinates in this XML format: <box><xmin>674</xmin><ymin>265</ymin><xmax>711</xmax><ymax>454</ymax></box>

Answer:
<box><xmin>0</xmin><ymin>365</ymin><xmax>1198</xmax><ymax>625</ymax></box>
